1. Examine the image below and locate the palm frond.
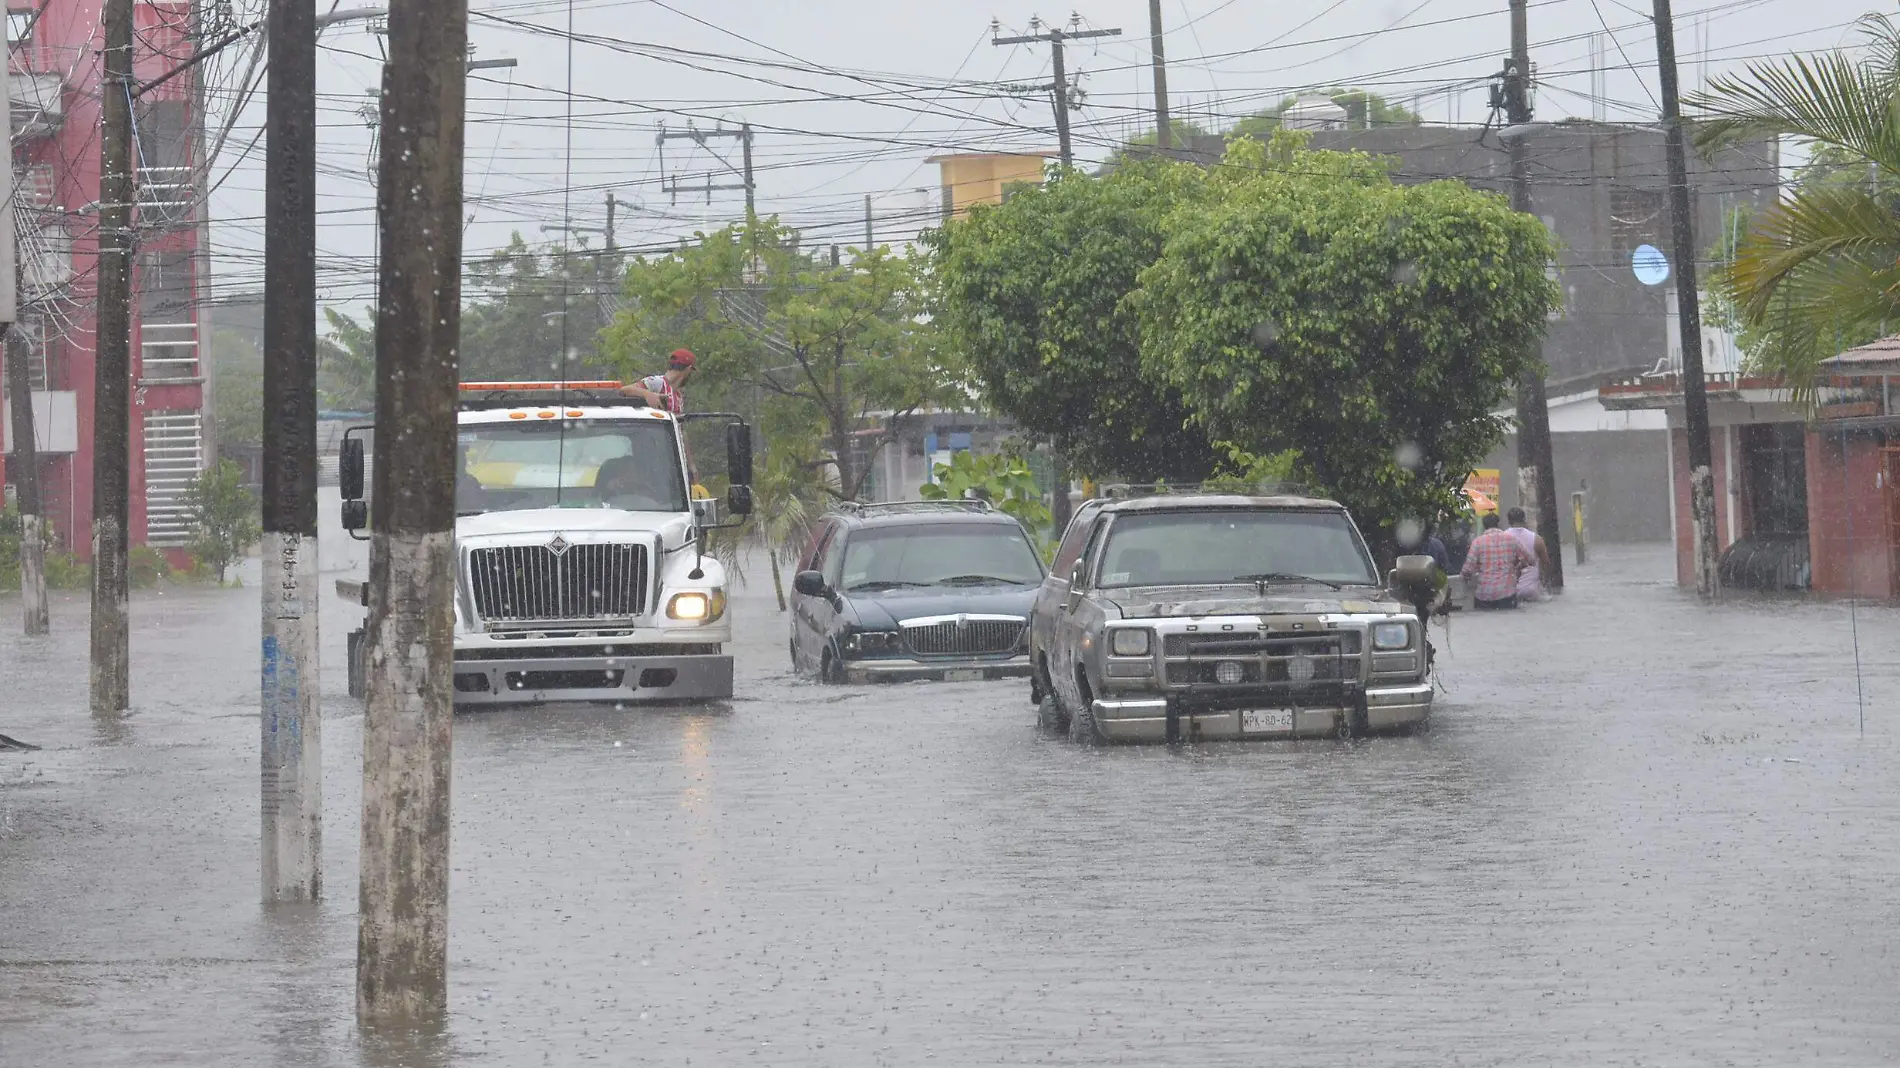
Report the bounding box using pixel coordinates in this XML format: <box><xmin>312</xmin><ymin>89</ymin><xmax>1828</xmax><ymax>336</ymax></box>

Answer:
<box><xmin>1689</xmin><ymin>19</ymin><xmax>1900</xmax><ymax>172</ymax></box>
<box><xmin>1723</xmin><ymin>184</ymin><xmax>1900</xmax><ymax>323</ymax></box>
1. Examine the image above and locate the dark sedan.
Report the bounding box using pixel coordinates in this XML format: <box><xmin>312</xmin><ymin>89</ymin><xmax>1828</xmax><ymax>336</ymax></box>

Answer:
<box><xmin>789</xmin><ymin>501</ymin><xmax>1046</xmax><ymax>683</ymax></box>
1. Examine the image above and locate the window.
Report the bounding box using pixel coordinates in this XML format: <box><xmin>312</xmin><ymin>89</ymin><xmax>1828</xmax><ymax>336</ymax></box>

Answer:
<box><xmin>1095</xmin><ymin>509</ymin><xmax>1378</xmax><ymax>588</ymax></box>
<box><xmin>837</xmin><ymin>525</ymin><xmax>1045</xmax><ymax>591</ymax></box>
<box><xmin>1051</xmin><ymin>501</ymin><xmax>1105</xmax><ymax>577</ymax></box>
<box><xmin>456</xmin><ymin>418</ymin><xmax>687</xmax><ymax>515</ymax></box>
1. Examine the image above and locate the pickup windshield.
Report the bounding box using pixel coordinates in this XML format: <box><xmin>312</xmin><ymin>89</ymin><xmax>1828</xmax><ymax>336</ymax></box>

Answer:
<box><xmin>1094</xmin><ymin>509</ymin><xmax>1378</xmax><ymax>589</ymax></box>
<box><xmin>456</xmin><ymin>419</ymin><xmax>688</xmax><ymax>515</ymax></box>
<box><xmin>840</xmin><ymin>525</ymin><xmax>1045</xmax><ymax>590</ymax></box>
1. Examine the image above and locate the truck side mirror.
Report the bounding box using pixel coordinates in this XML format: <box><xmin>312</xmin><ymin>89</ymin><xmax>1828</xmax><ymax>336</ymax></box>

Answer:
<box><xmin>341</xmin><ymin>499</ymin><xmax>368</xmax><ymax>532</ymax></box>
<box><xmin>725</xmin><ymin>422</ymin><xmax>753</xmax><ymax>488</ymax></box>
<box><xmin>727</xmin><ymin>483</ymin><xmax>753</xmax><ymax>517</ymax></box>
<box><xmin>793</xmin><ymin>570</ymin><xmax>827</xmax><ymax>597</ymax></box>
<box><xmin>340</xmin><ymin>437</ymin><xmax>365</xmax><ymax>500</ymax></box>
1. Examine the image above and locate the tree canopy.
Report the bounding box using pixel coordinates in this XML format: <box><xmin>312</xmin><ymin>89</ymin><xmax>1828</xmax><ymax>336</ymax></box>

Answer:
<box><xmin>1138</xmin><ymin>137</ymin><xmax>1559</xmax><ymax>531</ymax></box>
<box><xmin>602</xmin><ymin>219</ymin><xmax>949</xmax><ymax>500</ymax></box>
<box><xmin>923</xmin><ymin>158</ymin><xmax>1225</xmax><ymax>484</ymax></box>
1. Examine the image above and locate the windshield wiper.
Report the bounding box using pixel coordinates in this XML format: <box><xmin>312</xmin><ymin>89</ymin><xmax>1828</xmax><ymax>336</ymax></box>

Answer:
<box><xmin>845</xmin><ymin>579</ymin><xmax>929</xmax><ymax>591</ymax></box>
<box><xmin>935</xmin><ymin>574</ymin><xmax>1030</xmax><ymax>586</ymax></box>
<box><xmin>1229</xmin><ymin>572</ymin><xmax>1344</xmax><ymax>590</ymax></box>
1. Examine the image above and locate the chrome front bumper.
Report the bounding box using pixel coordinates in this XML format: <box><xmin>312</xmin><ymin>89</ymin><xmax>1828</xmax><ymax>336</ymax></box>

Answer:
<box><xmin>1089</xmin><ymin>682</ymin><xmax>1432</xmax><ymax>743</ymax></box>
<box><xmin>840</xmin><ymin>654</ymin><xmax>1033</xmax><ymax>685</ymax></box>
<box><xmin>449</xmin><ymin>653</ymin><xmax>733</xmax><ymax>705</ymax></box>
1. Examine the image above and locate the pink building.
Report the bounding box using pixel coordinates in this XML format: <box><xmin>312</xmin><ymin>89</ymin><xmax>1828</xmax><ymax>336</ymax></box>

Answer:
<box><xmin>2</xmin><ymin>0</ymin><xmax>207</xmax><ymax>556</ymax></box>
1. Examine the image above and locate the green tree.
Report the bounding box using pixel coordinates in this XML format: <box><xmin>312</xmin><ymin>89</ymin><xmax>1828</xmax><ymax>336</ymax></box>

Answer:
<box><xmin>1229</xmin><ymin>89</ymin><xmax>1421</xmax><ymax>141</ymax></box>
<box><xmin>1689</xmin><ymin>14</ymin><xmax>1900</xmax><ymax>397</ymax></box>
<box><xmin>210</xmin><ymin>327</ymin><xmax>264</xmax><ymax>449</ymax></box>
<box><xmin>186</xmin><ymin>458</ymin><xmax>262</xmax><ymax>584</ymax></box>
<box><xmin>318</xmin><ymin>306</ymin><xmax>376</xmax><ymax>411</ymax></box>
<box><xmin>462</xmin><ymin>233</ymin><xmax>617</xmax><ymax>382</ymax></box>
<box><xmin>604</xmin><ymin>219</ymin><xmax>948</xmax><ymax>501</ymax></box>
<box><xmin>918</xmin><ymin>450</ymin><xmax>1053</xmax><ymax>547</ymax></box>
<box><xmin>1137</xmin><ymin>137</ymin><xmax>1559</xmax><ymax>534</ymax></box>
<box><xmin>923</xmin><ymin>158</ymin><xmax>1224</xmax><ymax>483</ymax></box>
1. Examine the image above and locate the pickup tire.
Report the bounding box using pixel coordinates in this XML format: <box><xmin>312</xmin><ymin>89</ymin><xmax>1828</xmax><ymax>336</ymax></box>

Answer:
<box><xmin>1068</xmin><ymin>672</ymin><xmax>1105</xmax><ymax>745</ymax></box>
<box><xmin>1036</xmin><ymin>692</ymin><xmax>1071</xmax><ymax>734</ymax></box>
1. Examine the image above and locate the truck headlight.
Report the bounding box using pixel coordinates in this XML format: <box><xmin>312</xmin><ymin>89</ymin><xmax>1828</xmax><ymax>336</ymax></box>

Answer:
<box><xmin>1109</xmin><ymin>628</ymin><xmax>1151</xmax><ymax>657</ymax></box>
<box><xmin>667</xmin><ymin>590</ymin><xmax>726</xmax><ymax>622</ymax></box>
<box><xmin>1372</xmin><ymin>622</ymin><xmax>1411</xmax><ymax>650</ymax></box>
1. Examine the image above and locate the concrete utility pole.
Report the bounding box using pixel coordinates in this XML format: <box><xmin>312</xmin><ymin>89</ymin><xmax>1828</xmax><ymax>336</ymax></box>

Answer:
<box><xmin>1148</xmin><ymin>0</ymin><xmax>1171</xmax><ymax>154</ymax></box>
<box><xmin>1652</xmin><ymin>0</ymin><xmax>1719</xmax><ymax>597</ymax></box>
<box><xmin>357</xmin><ymin>0</ymin><xmax>466</xmax><ymax>1024</ymax></box>
<box><xmin>993</xmin><ymin>17</ymin><xmax>1120</xmax><ymax>534</ymax></box>
<box><xmin>91</xmin><ymin>0</ymin><xmax>135</xmax><ymax>714</ymax></box>
<box><xmin>261</xmin><ymin>0</ymin><xmax>322</xmax><ymax>901</ymax></box>
<box><xmin>1504</xmin><ymin>0</ymin><xmax>1564</xmax><ymax>590</ymax></box>
<box><xmin>863</xmin><ymin>194</ymin><xmax>873</xmax><ymax>250</ymax></box>
<box><xmin>1</xmin><ymin>62</ymin><xmax>46</xmax><ymax>635</ymax></box>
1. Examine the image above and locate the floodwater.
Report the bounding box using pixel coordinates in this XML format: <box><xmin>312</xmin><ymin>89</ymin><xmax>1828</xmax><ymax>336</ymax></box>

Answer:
<box><xmin>2</xmin><ymin>545</ymin><xmax>1898</xmax><ymax>1066</ymax></box>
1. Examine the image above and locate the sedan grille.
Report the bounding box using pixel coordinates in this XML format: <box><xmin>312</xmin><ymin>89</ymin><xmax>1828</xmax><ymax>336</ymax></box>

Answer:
<box><xmin>467</xmin><ymin>541</ymin><xmax>649</xmax><ymax>624</ymax></box>
<box><xmin>901</xmin><ymin>618</ymin><xmax>1025</xmax><ymax>657</ymax></box>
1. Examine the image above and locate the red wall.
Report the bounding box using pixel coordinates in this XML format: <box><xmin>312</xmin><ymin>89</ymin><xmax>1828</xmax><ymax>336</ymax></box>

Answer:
<box><xmin>1805</xmin><ymin>430</ymin><xmax>1895</xmax><ymax>599</ymax></box>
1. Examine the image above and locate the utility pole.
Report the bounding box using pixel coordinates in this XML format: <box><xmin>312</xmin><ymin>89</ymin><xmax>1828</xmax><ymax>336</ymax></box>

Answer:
<box><xmin>1503</xmin><ymin>0</ymin><xmax>1564</xmax><ymax>590</ymax></box>
<box><xmin>1</xmin><ymin>61</ymin><xmax>45</xmax><ymax>635</ymax></box>
<box><xmin>357</xmin><ymin>0</ymin><xmax>465</xmax><ymax>1024</ymax></box>
<box><xmin>1147</xmin><ymin>0</ymin><xmax>1171</xmax><ymax>154</ymax></box>
<box><xmin>863</xmin><ymin>194</ymin><xmax>873</xmax><ymax>250</ymax></box>
<box><xmin>261</xmin><ymin>0</ymin><xmax>322</xmax><ymax>901</ymax></box>
<box><xmin>993</xmin><ymin>16</ymin><xmax>1120</xmax><ymax>534</ymax></box>
<box><xmin>1652</xmin><ymin>0</ymin><xmax>1718</xmax><ymax>597</ymax></box>
<box><xmin>658</xmin><ymin>123</ymin><xmax>754</xmax><ymax>221</ymax></box>
<box><xmin>91</xmin><ymin>0</ymin><xmax>135</xmax><ymax>714</ymax></box>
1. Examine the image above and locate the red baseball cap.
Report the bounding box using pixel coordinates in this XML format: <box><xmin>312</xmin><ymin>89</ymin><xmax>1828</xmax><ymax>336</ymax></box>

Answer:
<box><xmin>668</xmin><ymin>348</ymin><xmax>696</xmax><ymax>369</ymax></box>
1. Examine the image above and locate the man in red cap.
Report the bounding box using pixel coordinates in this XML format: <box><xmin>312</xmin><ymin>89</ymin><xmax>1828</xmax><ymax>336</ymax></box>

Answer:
<box><xmin>620</xmin><ymin>348</ymin><xmax>695</xmax><ymax>414</ymax></box>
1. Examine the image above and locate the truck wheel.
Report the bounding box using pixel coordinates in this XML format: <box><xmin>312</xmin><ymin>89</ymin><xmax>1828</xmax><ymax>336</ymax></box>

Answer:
<box><xmin>1068</xmin><ymin>674</ymin><xmax>1104</xmax><ymax>745</ymax></box>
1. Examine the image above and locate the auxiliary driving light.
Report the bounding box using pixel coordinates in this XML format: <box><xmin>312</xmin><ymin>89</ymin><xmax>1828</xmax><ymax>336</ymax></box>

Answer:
<box><xmin>1287</xmin><ymin>654</ymin><xmax>1317</xmax><ymax>683</ymax></box>
<box><xmin>1214</xmin><ymin>660</ymin><xmax>1245</xmax><ymax>685</ymax></box>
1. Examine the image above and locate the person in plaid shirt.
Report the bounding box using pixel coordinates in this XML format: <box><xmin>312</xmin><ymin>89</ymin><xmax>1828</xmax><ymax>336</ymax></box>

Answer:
<box><xmin>619</xmin><ymin>348</ymin><xmax>696</xmax><ymax>414</ymax></box>
<box><xmin>1460</xmin><ymin>512</ymin><xmax>1536</xmax><ymax>610</ymax></box>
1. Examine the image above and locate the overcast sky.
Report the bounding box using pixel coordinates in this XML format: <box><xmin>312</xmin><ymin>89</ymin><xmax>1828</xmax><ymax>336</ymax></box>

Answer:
<box><xmin>198</xmin><ymin>0</ymin><xmax>1883</xmax><ymax>315</ymax></box>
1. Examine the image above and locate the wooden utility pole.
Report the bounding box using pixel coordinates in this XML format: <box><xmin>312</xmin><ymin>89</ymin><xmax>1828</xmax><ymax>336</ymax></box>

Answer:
<box><xmin>1505</xmin><ymin>0</ymin><xmax>1564</xmax><ymax>590</ymax></box>
<box><xmin>1</xmin><ymin>61</ymin><xmax>45</xmax><ymax>635</ymax></box>
<box><xmin>992</xmin><ymin>17</ymin><xmax>1120</xmax><ymax>534</ymax></box>
<box><xmin>1147</xmin><ymin>0</ymin><xmax>1171</xmax><ymax>154</ymax></box>
<box><xmin>1652</xmin><ymin>0</ymin><xmax>1719</xmax><ymax>597</ymax></box>
<box><xmin>357</xmin><ymin>0</ymin><xmax>466</xmax><ymax>1024</ymax></box>
<box><xmin>261</xmin><ymin>0</ymin><xmax>322</xmax><ymax>901</ymax></box>
<box><xmin>91</xmin><ymin>0</ymin><xmax>135</xmax><ymax>714</ymax></box>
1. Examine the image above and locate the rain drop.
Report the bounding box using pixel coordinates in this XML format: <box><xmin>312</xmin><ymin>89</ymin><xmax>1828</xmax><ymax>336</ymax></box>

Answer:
<box><xmin>1395</xmin><ymin>518</ymin><xmax>1423</xmax><ymax>549</ymax></box>
<box><xmin>1394</xmin><ymin>442</ymin><xmax>1422</xmax><ymax>470</ymax></box>
<box><xmin>1249</xmin><ymin>320</ymin><xmax>1279</xmax><ymax>350</ymax></box>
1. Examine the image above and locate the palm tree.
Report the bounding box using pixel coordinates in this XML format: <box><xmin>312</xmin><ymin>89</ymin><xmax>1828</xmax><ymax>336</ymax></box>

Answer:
<box><xmin>710</xmin><ymin>444</ymin><xmax>823</xmax><ymax>611</ymax></box>
<box><xmin>1688</xmin><ymin>14</ymin><xmax>1900</xmax><ymax>398</ymax></box>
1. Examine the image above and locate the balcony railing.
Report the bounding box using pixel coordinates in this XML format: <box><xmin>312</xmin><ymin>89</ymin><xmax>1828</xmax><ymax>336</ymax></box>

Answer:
<box><xmin>139</xmin><ymin>320</ymin><xmax>199</xmax><ymax>382</ymax></box>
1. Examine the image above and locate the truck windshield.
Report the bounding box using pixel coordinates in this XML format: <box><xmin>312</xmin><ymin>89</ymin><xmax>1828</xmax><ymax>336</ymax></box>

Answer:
<box><xmin>839</xmin><ymin>525</ymin><xmax>1045</xmax><ymax>590</ymax></box>
<box><xmin>1095</xmin><ymin>510</ymin><xmax>1378</xmax><ymax>588</ymax></box>
<box><xmin>456</xmin><ymin>419</ymin><xmax>688</xmax><ymax>514</ymax></box>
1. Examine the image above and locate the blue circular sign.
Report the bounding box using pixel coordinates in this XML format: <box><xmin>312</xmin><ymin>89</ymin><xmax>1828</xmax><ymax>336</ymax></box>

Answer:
<box><xmin>1632</xmin><ymin>244</ymin><xmax>1671</xmax><ymax>286</ymax></box>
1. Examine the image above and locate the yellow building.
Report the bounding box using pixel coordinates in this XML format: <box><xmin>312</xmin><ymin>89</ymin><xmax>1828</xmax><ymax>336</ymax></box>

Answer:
<box><xmin>926</xmin><ymin>151</ymin><xmax>1057</xmax><ymax>219</ymax></box>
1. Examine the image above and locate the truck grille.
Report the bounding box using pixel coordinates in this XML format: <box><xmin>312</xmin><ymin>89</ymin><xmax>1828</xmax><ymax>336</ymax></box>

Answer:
<box><xmin>901</xmin><ymin>617</ymin><xmax>1025</xmax><ymax>657</ymax></box>
<box><xmin>1162</xmin><ymin>629</ymin><xmax>1361</xmax><ymax>688</ymax></box>
<box><xmin>467</xmin><ymin>541</ymin><xmax>649</xmax><ymax>624</ymax></box>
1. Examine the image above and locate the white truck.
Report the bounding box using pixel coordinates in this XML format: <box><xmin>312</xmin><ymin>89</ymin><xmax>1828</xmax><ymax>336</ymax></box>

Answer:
<box><xmin>335</xmin><ymin>381</ymin><xmax>753</xmax><ymax>705</ymax></box>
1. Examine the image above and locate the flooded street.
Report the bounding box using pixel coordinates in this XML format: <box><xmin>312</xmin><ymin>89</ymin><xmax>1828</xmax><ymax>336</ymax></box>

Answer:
<box><xmin>3</xmin><ymin>546</ymin><xmax>1898</xmax><ymax>1066</ymax></box>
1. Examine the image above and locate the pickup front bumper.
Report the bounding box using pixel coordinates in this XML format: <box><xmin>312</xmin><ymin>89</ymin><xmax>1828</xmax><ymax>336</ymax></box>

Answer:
<box><xmin>1089</xmin><ymin>682</ymin><xmax>1432</xmax><ymax>743</ymax></box>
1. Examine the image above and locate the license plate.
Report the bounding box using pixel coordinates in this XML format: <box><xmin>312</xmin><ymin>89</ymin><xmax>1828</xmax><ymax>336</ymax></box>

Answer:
<box><xmin>1240</xmin><ymin>708</ymin><xmax>1294</xmax><ymax>733</ymax></box>
<box><xmin>943</xmin><ymin>669</ymin><xmax>984</xmax><ymax>682</ymax></box>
